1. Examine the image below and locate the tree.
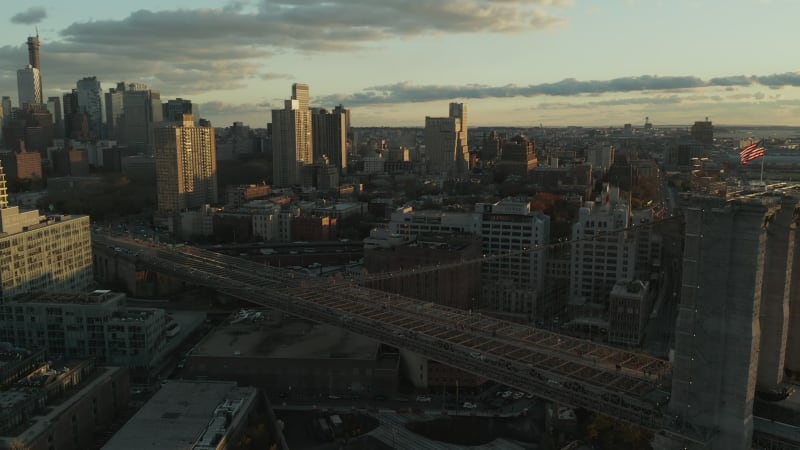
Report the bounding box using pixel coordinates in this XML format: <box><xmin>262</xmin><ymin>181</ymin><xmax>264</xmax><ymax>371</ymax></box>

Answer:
<box><xmin>9</xmin><ymin>439</ymin><xmax>30</xmax><ymax>450</ymax></box>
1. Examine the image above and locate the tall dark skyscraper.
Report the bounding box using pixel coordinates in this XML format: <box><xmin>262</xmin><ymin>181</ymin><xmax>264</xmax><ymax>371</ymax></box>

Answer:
<box><xmin>312</xmin><ymin>107</ymin><xmax>347</xmax><ymax>173</ymax></box>
<box><xmin>27</xmin><ymin>35</ymin><xmax>40</xmax><ymax>69</ymax></box>
<box><xmin>19</xmin><ymin>34</ymin><xmax>44</xmax><ymax>107</ymax></box>
<box><xmin>163</xmin><ymin>98</ymin><xmax>197</xmax><ymax>122</ymax></box>
<box><xmin>76</xmin><ymin>77</ymin><xmax>103</xmax><ymax>140</ymax></box>
<box><xmin>105</xmin><ymin>82</ymin><xmax>126</xmax><ymax>140</ymax></box>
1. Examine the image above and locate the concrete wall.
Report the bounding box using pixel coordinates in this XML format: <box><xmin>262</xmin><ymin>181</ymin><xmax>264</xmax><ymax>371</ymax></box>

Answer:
<box><xmin>93</xmin><ymin>246</ymin><xmax>185</xmax><ymax>297</ymax></box>
<box><xmin>785</xmin><ymin>212</ymin><xmax>800</xmax><ymax>375</ymax></box>
<box><xmin>183</xmin><ymin>354</ymin><xmax>399</xmax><ymax>398</ymax></box>
<box><xmin>757</xmin><ymin>198</ymin><xmax>796</xmax><ymax>390</ymax></box>
<box><xmin>669</xmin><ymin>198</ymin><xmax>766</xmax><ymax>450</ymax></box>
<box><xmin>25</xmin><ymin>368</ymin><xmax>129</xmax><ymax>450</ymax></box>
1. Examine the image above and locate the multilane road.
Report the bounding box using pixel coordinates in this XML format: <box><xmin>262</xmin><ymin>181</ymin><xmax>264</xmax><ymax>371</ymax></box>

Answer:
<box><xmin>94</xmin><ymin>234</ymin><xmax>680</xmax><ymax>436</ymax></box>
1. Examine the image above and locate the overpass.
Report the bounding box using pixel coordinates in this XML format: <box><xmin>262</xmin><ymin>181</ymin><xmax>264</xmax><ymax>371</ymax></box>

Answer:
<box><xmin>93</xmin><ymin>233</ymin><xmax>712</xmax><ymax>446</ymax></box>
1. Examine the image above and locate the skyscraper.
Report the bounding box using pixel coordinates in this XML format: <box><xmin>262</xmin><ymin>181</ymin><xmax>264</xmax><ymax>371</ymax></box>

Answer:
<box><xmin>62</xmin><ymin>90</ymin><xmax>90</xmax><ymax>141</ymax></box>
<box><xmin>163</xmin><ymin>98</ymin><xmax>198</xmax><ymax>122</ymax></box>
<box><xmin>312</xmin><ymin>107</ymin><xmax>347</xmax><ymax>173</ymax></box>
<box><xmin>105</xmin><ymin>82</ymin><xmax>126</xmax><ymax>140</ymax></box>
<box><xmin>1</xmin><ymin>97</ymin><xmax>11</xmax><ymax>125</ymax></box>
<box><xmin>27</xmin><ymin>35</ymin><xmax>40</xmax><ymax>70</ymax></box>
<box><xmin>24</xmin><ymin>34</ymin><xmax>43</xmax><ymax>106</ymax></box>
<box><xmin>76</xmin><ymin>77</ymin><xmax>103</xmax><ymax>140</ymax></box>
<box><xmin>17</xmin><ymin>65</ymin><xmax>42</xmax><ymax>107</ymax></box>
<box><xmin>47</xmin><ymin>96</ymin><xmax>62</xmax><ymax>125</ymax></box>
<box><xmin>155</xmin><ymin>114</ymin><xmax>217</xmax><ymax>214</ymax></box>
<box><xmin>271</xmin><ymin>83</ymin><xmax>312</xmax><ymax>187</ymax></box>
<box><xmin>119</xmin><ymin>84</ymin><xmax>162</xmax><ymax>152</ymax></box>
<box><xmin>424</xmin><ymin>102</ymin><xmax>469</xmax><ymax>175</ymax></box>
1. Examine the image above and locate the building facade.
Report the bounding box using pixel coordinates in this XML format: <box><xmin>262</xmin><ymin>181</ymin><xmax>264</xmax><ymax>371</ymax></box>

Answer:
<box><xmin>119</xmin><ymin>85</ymin><xmax>162</xmax><ymax>152</ymax></box>
<box><xmin>0</xmin><ymin>290</ymin><xmax>166</xmax><ymax>368</ymax></box>
<box><xmin>272</xmin><ymin>83</ymin><xmax>313</xmax><ymax>187</ymax></box>
<box><xmin>569</xmin><ymin>184</ymin><xmax>636</xmax><ymax>323</ymax></box>
<box><xmin>312</xmin><ymin>107</ymin><xmax>347</xmax><ymax>173</ymax></box>
<box><xmin>0</xmin><ymin>360</ymin><xmax>129</xmax><ymax>450</ymax></box>
<box><xmin>16</xmin><ymin>65</ymin><xmax>42</xmax><ymax>107</ymax></box>
<box><xmin>607</xmin><ymin>280</ymin><xmax>651</xmax><ymax>346</ymax></box>
<box><xmin>477</xmin><ymin>198</ymin><xmax>550</xmax><ymax>320</ymax></box>
<box><xmin>0</xmin><ymin>194</ymin><xmax>92</xmax><ymax>299</ymax></box>
<box><xmin>76</xmin><ymin>76</ymin><xmax>103</xmax><ymax>140</ymax></box>
<box><xmin>496</xmin><ymin>135</ymin><xmax>537</xmax><ymax>179</ymax></box>
<box><xmin>155</xmin><ymin>113</ymin><xmax>218</xmax><ymax>213</ymax></box>
<box><xmin>104</xmin><ymin>82</ymin><xmax>126</xmax><ymax>140</ymax></box>
<box><xmin>424</xmin><ymin>102</ymin><xmax>469</xmax><ymax>175</ymax></box>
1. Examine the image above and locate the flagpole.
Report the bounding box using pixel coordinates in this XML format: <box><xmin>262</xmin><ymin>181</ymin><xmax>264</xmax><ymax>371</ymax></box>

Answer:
<box><xmin>760</xmin><ymin>144</ymin><xmax>765</xmax><ymax>187</ymax></box>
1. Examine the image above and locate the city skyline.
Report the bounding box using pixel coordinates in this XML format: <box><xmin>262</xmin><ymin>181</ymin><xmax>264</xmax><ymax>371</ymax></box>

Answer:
<box><xmin>1</xmin><ymin>1</ymin><xmax>800</xmax><ymax>128</ymax></box>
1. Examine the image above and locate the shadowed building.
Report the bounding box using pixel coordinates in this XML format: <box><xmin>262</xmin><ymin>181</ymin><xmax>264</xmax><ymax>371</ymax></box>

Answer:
<box><xmin>312</xmin><ymin>107</ymin><xmax>347</xmax><ymax>174</ymax></box>
<box><xmin>424</xmin><ymin>103</ymin><xmax>469</xmax><ymax>175</ymax></box>
<box><xmin>162</xmin><ymin>97</ymin><xmax>197</xmax><ymax>122</ymax></box>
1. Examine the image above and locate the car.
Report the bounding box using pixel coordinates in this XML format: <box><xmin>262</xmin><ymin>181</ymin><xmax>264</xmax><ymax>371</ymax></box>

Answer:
<box><xmin>415</xmin><ymin>395</ymin><xmax>431</xmax><ymax>403</ymax></box>
<box><xmin>469</xmin><ymin>352</ymin><xmax>485</xmax><ymax>361</ymax></box>
<box><xmin>502</xmin><ymin>391</ymin><xmax>513</xmax><ymax>398</ymax></box>
<box><xmin>525</xmin><ymin>393</ymin><xmax>534</xmax><ymax>399</ymax></box>
<box><xmin>462</xmin><ymin>402</ymin><xmax>477</xmax><ymax>409</ymax></box>
<box><xmin>513</xmin><ymin>392</ymin><xmax>524</xmax><ymax>400</ymax></box>
<box><xmin>328</xmin><ymin>394</ymin><xmax>341</xmax><ymax>400</ymax></box>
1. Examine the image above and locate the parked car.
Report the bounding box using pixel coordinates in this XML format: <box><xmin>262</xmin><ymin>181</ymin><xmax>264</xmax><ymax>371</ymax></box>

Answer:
<box><xmin>415</xmin><ymin>395</ymin><xmax>432</xmax><ymax>403</ymax></box>
<box><xmin>462</xmin><ymin>402</ymin><xmax>477</xmax><ymax>409</ymax></box>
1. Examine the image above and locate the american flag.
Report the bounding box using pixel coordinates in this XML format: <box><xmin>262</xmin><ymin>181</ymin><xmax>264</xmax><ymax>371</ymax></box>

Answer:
<box><xmin>740</xmin><ymin>140</ymin><xmax>765</xmax><ymax>165</ymax></box>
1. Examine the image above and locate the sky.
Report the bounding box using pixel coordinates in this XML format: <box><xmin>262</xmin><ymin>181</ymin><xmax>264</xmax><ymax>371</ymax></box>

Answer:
<box><xmin>1</xmin><ymin>0</ymin><xmax>800</xmax><ymax>128</ymax></box>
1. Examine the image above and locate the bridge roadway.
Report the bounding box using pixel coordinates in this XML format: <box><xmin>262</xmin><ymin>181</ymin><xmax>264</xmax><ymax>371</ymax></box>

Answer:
<box><xmin>95</xmin><ymin>234</ymin><xmax>690</xmax><ymax>439</ymax></box>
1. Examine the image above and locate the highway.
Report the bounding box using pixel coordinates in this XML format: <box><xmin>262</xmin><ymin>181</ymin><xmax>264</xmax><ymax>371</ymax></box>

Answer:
<box><xmin>93</xmin><ymin>233</ymin><xmax>700</xmax><ymax>441</ymax></box>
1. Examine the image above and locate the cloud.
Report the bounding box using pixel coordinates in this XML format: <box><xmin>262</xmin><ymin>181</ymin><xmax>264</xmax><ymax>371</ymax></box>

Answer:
<box><xmin>10</xmin><ymin>7</ymin><xmax>47</xmax><ymax>25</ymax></box>
<box><xmin>0</xmin><ymin>1</ymin><xmax>571</xmax><ymax>98</ymax></box>
<box><xmin>201</xmin><ymin>100</ymin><xmax>269</xmax><ymax>115</ymax></box>
<box><xmin>259</xmin><ymin>72</ymin><xmax>294</xmax><ymax>80</ymax></box>
<box><xmin>317</xmin><ymin>72</ymin><xmax>800</xmax><ymax>106</ymax></box>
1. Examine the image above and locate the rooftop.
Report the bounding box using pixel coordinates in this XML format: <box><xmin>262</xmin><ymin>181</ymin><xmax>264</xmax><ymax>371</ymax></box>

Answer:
<box><xmin>0</xmin><ymin>363</ymin><xmax>120</xmax><ymax>447</ymax></box>
<box><xmin>103</xmin><ymin>380</ymin><xmax>257</xmax><ymax>450</ymax></box>
<box><xmin>6</xmin><ymin>290</ymin><xmax>124</xmax><ymax>305</ymax></box>
<box><xmin>192</xmin><ymin>313</ymin><xmax>379</xmax><ymax>360</ymax></box>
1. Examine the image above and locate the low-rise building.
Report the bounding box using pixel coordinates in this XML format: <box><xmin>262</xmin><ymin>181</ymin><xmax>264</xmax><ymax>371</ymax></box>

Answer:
<box><xmin>608</xmin><ymin>280</ymin><xmax>653</xmax><ymax>346</ymax></box>
<box><xmin>0</xmin><ymin>290</ymin><xmax>166</xmax><ymax>368</ymax></box>
<box><xmin>0</xmin><ymin>359</ymin><xmax>129</xmax><ymax>450</ymax></box>
<box><xmin>183</xmin><ymin>310</ymin><xmax>399</xmax><ymax>398</ymax></box>
<box><xmin>103</xmin><ymin>380</ymin><xmax>264</xmax><ymax>450</ymax></box>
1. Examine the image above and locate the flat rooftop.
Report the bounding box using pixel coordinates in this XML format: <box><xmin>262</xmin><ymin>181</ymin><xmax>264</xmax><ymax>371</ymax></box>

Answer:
<box><xmin>103</xmin><ymin>380</ymin><xmax>257</xmax><ymax>450</ymax></box>
<box><xmin>192</xmin><ymin>314</ymin><xmax>379</xmax><ymax>360</ymax></box>
<box><xmin>6</xmin><ymin>290</ymin><xmax>123</xmax><ymax>305</ymax></box>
